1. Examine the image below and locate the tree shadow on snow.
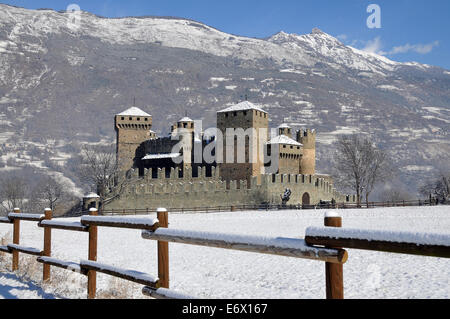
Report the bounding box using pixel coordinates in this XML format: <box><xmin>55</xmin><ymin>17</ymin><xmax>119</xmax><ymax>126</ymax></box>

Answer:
<box><xmin>0</xmin><ymin>272</ymin><xmax>59</xmax><ymax>299</ymax></box>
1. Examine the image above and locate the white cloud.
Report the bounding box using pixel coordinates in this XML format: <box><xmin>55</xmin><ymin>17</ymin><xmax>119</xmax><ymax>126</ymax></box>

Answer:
<box><xmin>336</xmin><ymin>34</ymin><xmax>348</xmax><ymax>41</ymax></box>
<box><xmin>360</xmin><ymin>37</ymin><xmax>439</xmax><ymax>56</ymax></box>
<box><xmin>388</xmin><ymin>41</ymin><xmax>439</xmax><ymax>55</ymax></box>
<box><xmin>362</xmin><ymin>37</ymin><xmax>384</xmax><ymax>55</ymax></box>
<box><xmin>360</xmin><ymin>37</ymin><xmax>439</xmax><ymax>55</ymax></box>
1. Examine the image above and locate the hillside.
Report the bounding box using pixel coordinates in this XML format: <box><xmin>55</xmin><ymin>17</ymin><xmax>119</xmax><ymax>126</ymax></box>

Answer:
<box><xmin>0</xmin><ymin>4</ymin><xmax>449</xmax><ymax>197</ymax></box>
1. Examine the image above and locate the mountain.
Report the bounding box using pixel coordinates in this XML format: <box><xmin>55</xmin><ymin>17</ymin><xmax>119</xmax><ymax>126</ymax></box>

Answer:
<box><xmin>0</xmin><ymin>4</ymin><xmax>449</xmax><ymax>197</ymax></box>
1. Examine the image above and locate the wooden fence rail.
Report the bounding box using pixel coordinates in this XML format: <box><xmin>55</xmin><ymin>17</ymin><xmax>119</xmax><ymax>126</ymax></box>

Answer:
<box><xmin>0</xmin><ymin>207</ymin><xmax>449</xmax><ymax>299</ymax></box>
<box><xmin>305</xmin><ymin>227</ymin><xmax>450</xmax><ymax>258</ymax></box>
<box><xmin>141</xmin><ymin>228</ymin><xmax>347</xmax><ymax>263</ymax></box>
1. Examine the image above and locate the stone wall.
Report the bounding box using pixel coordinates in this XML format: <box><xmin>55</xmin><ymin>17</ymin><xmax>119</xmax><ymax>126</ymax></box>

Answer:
<box><xmin>103</xmin><ymin>167</ymin><xmax>354</xmax><ymax>211</ymax></box>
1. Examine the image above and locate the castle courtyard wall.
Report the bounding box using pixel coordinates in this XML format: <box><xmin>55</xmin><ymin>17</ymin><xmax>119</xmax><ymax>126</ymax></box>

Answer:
<box><xmin>103</xmin><ymin>167</ymin><xmax>351</xmax><ymax>211</ymax></box>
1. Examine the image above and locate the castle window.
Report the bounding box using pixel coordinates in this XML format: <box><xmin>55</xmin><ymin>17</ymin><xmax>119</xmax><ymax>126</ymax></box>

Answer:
<box><xmin>129</xmin><ymin>117</ymin><xmax>133</xmax><ymax>121</ymax></box>
<box><xmin>233</xmin><ymin>112</ymin><xmax>237</xmax><ymax>117</ymax></box>
<box><xmin>243</xmin><ymin>111</ymin><xmax>247</xmax><ymax>116</ymax></box>
<box><xmin>290</xmin><ymin>146</ymin><xmax>293</xmax><ymax>149</ymax></box>
<box><xmin>145</xmin><ymin>118</ymin><xmax>148</xmax><ymax>122</ymax></box>
<box><xmin>137</xmin><ymin>118</ymin><xmax>140</xmax><ymax>121</ymax></box>
<box><xmin>121</xmin><ymin>117</ymin><xmax>125</xmax><ymax>120</ymax></box>
<box><xmin>225</xmin><ymin>113</ymin><xmax>229</xmax><ymax>118</ymax></box>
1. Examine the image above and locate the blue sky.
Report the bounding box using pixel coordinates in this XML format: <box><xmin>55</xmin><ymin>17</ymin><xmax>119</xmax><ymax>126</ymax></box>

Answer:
<box><xmin>2</xmin><ymin>0</ymin><xmax>449</xmax><ymax>69</ymax></box>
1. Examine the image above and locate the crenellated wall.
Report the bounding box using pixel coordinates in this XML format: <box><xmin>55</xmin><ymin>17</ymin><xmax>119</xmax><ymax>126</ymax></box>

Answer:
<box><xmin>102</xmin><ymin>167</ymin><xmax>354</xmax><ymax>211</ymax></box>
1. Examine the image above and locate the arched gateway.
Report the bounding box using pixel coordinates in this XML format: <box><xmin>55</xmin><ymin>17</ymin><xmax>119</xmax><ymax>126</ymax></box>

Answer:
<box><xmin>302</xmin><ymin>192</ymin><xmax>311</xmax><ymax>206</ymax></box>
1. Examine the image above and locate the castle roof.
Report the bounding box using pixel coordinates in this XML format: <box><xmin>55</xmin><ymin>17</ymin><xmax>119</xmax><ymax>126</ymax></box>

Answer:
<box><xmin>278</xmin><ymin>123</ymin><xmax>291</xmax><ymax>129</ymax></box>
<box><xmin>117</xmin><ymin>107</ymin><xmax>151</xmax><ymax>117</ymax></box>
<box><xmin>142</xmin><ymin>153</ymin><xmax>182</xmax><ymax>160</ymax></box>
<box><xmin>178</xmin><ymin>117</ymin><xmax>193</xmax><ymax>122</ymax></box>
<box><xmin>84</xmin><ymin>193</ymin><xmax>100</xmax><ymax>199</ymax></box>
<box><xmin>267</xmin><ymin>135</ymin><xmax>303</xmax><ymax>147</ymax></box>
<box><xmin>217</xmin><ymin>101</ymin><xmax>267</xmax><ymax>114</ymax></box>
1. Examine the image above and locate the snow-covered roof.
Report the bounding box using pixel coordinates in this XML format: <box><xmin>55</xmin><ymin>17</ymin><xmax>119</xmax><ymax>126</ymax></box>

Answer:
<box><xmin>178</xmin><ymin>117</ymin><xmax>193</xmax><ymax>122</ymax></box>
<box><xmin>267</xmin><ymin>135</ymin><xmax>303</xmax><ymax>147</ymax></box>
<box><xmin>217</xmin><ymin>101</ymin><xmax>267</xmax><ymax>114</ymax></box>
<box><xmin>117</xmin><ymin>107</ymin><xmax>151</xmax><ymax>117</ymax></box>
<box><xmin>84</xmin><ymin>193</ymin><xmax>100</xmax><ymax>199</ymax></box>
<box><xmin>142</xmin><ymin>153</ymin><xmax>182</xmax><ymax>160</ymax></box>
<box><xmin>278</xmin><ymin>123</ymin><xmax>291</xmax><ymax>129</ymax></box>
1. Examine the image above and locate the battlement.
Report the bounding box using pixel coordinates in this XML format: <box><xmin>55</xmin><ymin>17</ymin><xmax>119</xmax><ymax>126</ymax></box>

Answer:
<box><xmin>297</xmin><ymin>128</ymin><xmax>316</xmax><ymax>139</ymax></box>
<box><xmin>103</xmin><ymin>166</ymin><xmax>354</xmax><ymax>211</ymax></box>
<box><xmin>112</xmin><ymin>167</ymin><xmax>345</xmax><ymax>198</ymax></box>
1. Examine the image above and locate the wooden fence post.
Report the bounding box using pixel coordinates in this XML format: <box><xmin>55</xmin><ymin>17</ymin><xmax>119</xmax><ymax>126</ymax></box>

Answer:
<box><xmin>12</xmin><ymin>208</ymin><xmax>20</xmax><ymax>271</ymax></box>
<box><xmin>43</xmin><ymin>208</ymin><xmax>52</xmax><ymax>281</ymax></box>
<box><xmin>88</xmin><ymin>208</ymin><xmax>98</xmax><ymax>299</ymax></box>
<box><xmin>324</xmin><ymin>212</ymin><xmax>344</xmax><ymax>299</ymax></box>
<box><xmin>157</xmin><ymin>208</ymin><xmax>169</xmax><ymax>289</ymax></box>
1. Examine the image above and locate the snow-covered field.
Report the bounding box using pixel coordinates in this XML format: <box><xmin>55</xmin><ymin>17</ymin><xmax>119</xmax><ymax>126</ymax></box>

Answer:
<box><xmin>0</xmin><ymin>206</ymin><xmax>449</xmax><ymax>299</ymax></box>
<box><xmin>0</xmin><ymin>272</ymin><xmax>58</xmax><ymax>299</ymax></box>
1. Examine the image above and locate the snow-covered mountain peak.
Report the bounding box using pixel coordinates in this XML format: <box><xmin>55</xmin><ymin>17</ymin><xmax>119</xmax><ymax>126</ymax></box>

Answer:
<box><xmin>0</xmin><ymin>4</ymin><xmax>437</xmax><ymax>74</ymax></box>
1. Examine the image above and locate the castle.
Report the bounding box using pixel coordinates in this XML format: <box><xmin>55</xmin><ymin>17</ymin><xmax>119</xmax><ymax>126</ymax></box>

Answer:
<box><xmin>84</xmin><ymin>101</ymin><xmax>355</xmax><ymax>211</ymax></box>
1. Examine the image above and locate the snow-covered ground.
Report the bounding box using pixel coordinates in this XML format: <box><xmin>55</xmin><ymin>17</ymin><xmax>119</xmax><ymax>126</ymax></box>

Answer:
<box><xmin>0</xmin><ymin>272</ymin><xmax>57</xmax><ymax>299</ymax></box>
<box><xmin>0</xmin><ymin>206</ymin><xmax>449</xmax><ymax>299</ymax></box>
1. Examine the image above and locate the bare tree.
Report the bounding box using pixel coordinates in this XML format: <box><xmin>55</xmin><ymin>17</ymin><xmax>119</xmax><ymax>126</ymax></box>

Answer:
<box><xmin>35</xmin><ymin>177</ymin><xmax>65</xmax><ymax>210</ymax></box>
<box><xmin>0</xmin><ymin>176</ymin><xmax>28</xmax><ymax>212</ymax></box>
<box><xmin>78</xmin><ymin>144</ymin><xmax>126</xmax><ymax>207</ymax></box>
<box><xmin>379</xmin><ymin>188</ymin><xmax>413</xmax><ymax>203</ymax></box>
<box><xmin>333</xmin><ymin>134</ymin><xmax>393</xmax><ymax>207</ymax></box>
<box><xmin>419</xmin><ymin>170</ymin><xmax>450</xmax><ymax>202</ymax></box>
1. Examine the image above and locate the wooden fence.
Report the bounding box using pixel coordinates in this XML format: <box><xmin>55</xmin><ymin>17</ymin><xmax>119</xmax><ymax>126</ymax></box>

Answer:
<box><xmin>96</xmin><ymin>198</ymin><xmax>445</xmax><ymax>216</ymax></box>
<box><xmin>0</xmin><ymin>208</ymin><xmax>449</xmax><ymax>299</ymax></box>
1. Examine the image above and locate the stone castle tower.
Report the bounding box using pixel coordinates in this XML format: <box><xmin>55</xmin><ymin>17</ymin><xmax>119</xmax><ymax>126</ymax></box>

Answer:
<box><xmin>171</xmin><ymin>117</ymin><xmax>196</xmax><ymax>170</ymax></box>
<box><xmin>297</xmin><ymin>129</ymin><xmax>316</xmax><ymax>175</ymax></box>
<box><xmin>217</xmin><ymin>101</ymin><xmax>269</xmax><ymax>185</ymax></box>
<box><xmin>278</xmin><ymin>123</ymin><xmax>293</xmax><ymax>138</ymax></box>
<box><xmin>115</xmin><ymin>107</ymin><xmax>153</xmax><ymax>171</ymax></box>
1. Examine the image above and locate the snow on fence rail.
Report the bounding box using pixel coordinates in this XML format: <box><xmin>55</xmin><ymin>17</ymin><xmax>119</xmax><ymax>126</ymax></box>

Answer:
<box><xmin>80</xmin><ymin>216</ymin><xmax>159</xmax><ymax>231</ymax></box>
<box><xmin>1</xmin><ymin>208</ymin><xmax>449</xmax><ymax>299</ymax></box>
<box><xmin>39</xmin><ymin>220</ymin><xmax>89</xmax><ymax>232</ymax></box>
<box><xmin>8</xmin><ymin>213</ymin><xmax>44</xmax><ymax>222</ymax></box>
<box><xmin>80</xmin><ymin>260</ymin><xmax>160</xmax><ymax>288</ymax></box>
<box><xmin>142</xmin><ymin>286</ymin><xmax>198</xmax><ymax>300</ymax></box>
<box><xmin>7</xmin><ymin>244</ymin><xmax>43</xmax><ymax>256</ymax></box>
<box><xmin>37</xmin><ymin>257</ymin><xmax>84</xmax><ymax>274</ymax></box>
<box><xmin>305</xmin><ymin>227</ymin><xmax>450</xmax><ymax>258</ymax></box>
<box><xmin>0</xmin><ymin>245</ymin><xmax>10</xmax><ymax>253</ymax></box>
<box><xmin>0</xmin><ymin>216</ymin><xmax>12</xmax><ymax>224</ymax></box>
<box><xmin>141</xmin><ymin>228</ymin><xmax>347</xmax><ymax>264</ymax></box>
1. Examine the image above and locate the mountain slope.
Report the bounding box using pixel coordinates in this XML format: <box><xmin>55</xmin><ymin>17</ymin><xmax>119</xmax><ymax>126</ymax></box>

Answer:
<box><xmin>0</xmin><ymin>4</ymin><xmax>449</xmax><ymax>197</ymax></box>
